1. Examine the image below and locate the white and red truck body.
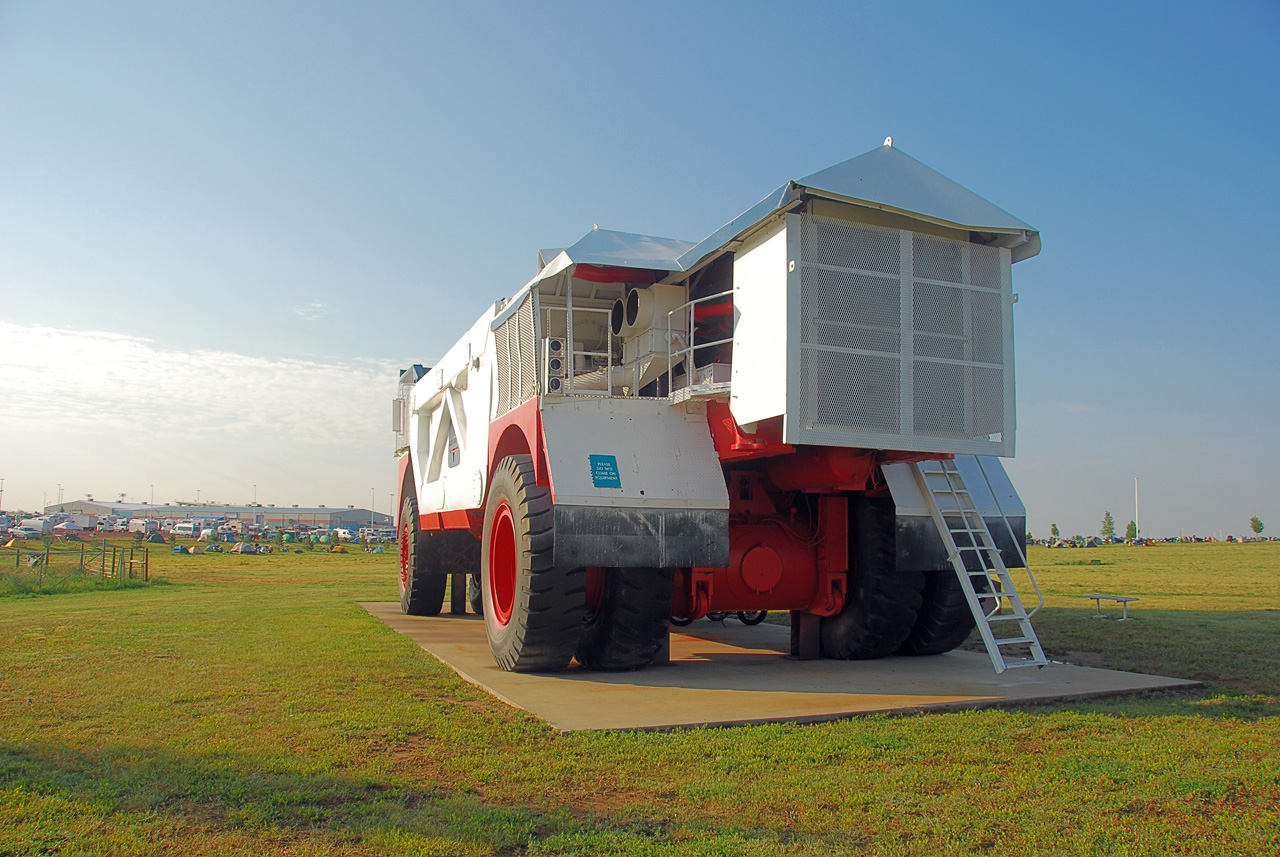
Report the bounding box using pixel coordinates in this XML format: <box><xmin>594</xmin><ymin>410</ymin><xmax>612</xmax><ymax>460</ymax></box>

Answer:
<box><xmin>395</xmin><ymin>142</ymin><xmax>1039</xmax><ymax>670</ymax></box>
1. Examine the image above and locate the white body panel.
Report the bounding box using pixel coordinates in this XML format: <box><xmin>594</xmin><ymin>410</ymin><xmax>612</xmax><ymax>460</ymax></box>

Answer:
<box><xmin>728</xmin><ymin>218</ymin><xmax>790</xmax><ymax>428</ymax></box>
<box><xmin>408</xmin><ymin>308</ymin><xmax>496</xmax><ymax>514</ymax></box>
<box><xmin>541</xmin><ymin>398</ymin><xmax>729</xmax><ymax>511</ymax></box>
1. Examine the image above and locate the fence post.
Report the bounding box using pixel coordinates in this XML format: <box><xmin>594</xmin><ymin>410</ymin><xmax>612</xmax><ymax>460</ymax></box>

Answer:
<box><xmin>80</xmin><ymin>542</ymin><xmax>85</xmax><ymax>570</ymax></box>
<box><xmin>144</xmin><ymin>548</ymin><xmax>149</xmax><ymax>581</ymax></box>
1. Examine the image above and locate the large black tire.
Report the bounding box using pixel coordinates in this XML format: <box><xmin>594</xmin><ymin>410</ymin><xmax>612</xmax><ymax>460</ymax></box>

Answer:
<box><xmin>576</xmin><ymin>567</ymin><xmax>674</xmax><ymax>671</ymax></box>
<box><xmin>897</xmin><ymin>569</ymin><xmax>993</xmax><ymax>656</ymax></box>
<box><xmin>467</xmin><ymin>574</ymin><xmax>484</xmax><ymax>615</ymax></box>
<box><xmin>820</xmin><ymin>495</ymin><xmax>925</xmax><ymax>659</ymax></box>
<box><xmin>481</xmin><ymin>455</ymin><xmax>585</xmax><ymax>672</ymax></box>
<box><xmin>399</xmin><ymin>495</ymin><xmax>447</xmax><ymax>615</ymax></box>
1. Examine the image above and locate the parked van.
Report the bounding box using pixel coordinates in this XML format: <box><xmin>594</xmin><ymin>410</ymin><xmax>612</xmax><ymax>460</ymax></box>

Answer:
<box><xmin>128</xmin><ymin>518</ymin><xmax>158</xmax><ymax>534</ymax></box>
<box><xmin>172</xmin><ymin>521</ymin><xmax>198</xmax><ymax>538</ymax></box>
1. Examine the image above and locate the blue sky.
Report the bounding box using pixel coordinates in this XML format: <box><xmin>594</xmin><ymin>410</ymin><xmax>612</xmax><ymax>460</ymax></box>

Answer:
<box><xmin>1</xmin><ymin>1</ymin><xmax>1276</xmax><ymax>537</ymax></box>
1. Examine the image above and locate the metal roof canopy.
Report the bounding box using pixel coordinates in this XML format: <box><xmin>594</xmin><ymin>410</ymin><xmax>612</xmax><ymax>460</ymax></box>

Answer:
<box><xmin>497</xmin><ymin>228</ymin><xmax>695</xmax><ymax>329</ymax></box>
<box><xmin>540</xmin><ymin>228</ymin><xmax>694</xmax><ymax>273</ymax></box>
<box><xmin>678</xmin><ymin>141</ymin><xmax>1041</xmax><ymax>272</ymax></box>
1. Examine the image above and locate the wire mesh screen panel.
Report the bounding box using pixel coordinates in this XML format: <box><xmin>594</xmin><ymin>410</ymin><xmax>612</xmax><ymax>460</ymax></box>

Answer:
<box><xmin>801</xmin><ymin>349</ymin><xmax>900</xmax><ymax>434</ymax></box>
<box><xmin>794</xmin><ymin>212</ymin><xmax>1013</xmax><ymax>455</ymax></box>
<box><xmin>800</xmin><ymin>267</ymin><xmax>901</xmax><ymax>354</ymax></box>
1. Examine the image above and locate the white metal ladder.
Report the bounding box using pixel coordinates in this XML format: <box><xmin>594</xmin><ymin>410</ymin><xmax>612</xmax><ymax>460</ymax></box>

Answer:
<box><xmin>909</xmin><ymin>459</ymin><xmax>1047</xmax><ymax>673</ymax></box>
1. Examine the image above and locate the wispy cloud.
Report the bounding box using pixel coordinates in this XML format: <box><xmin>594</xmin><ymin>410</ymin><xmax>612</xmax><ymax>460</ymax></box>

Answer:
<box><xmin>292</xmin><ymin>302</ymin><xmax>328</xmax><ymax>321</ymax></box>
<box><xmin>1053</xmin><ymin>401</ymin><xmax>1096</xmax><ymax>413</ymax></box>
<box><xmin>0</xmin><ymin>322</ymin><xmax>401</xmax><ymax>509</ymax></box>
<box><xmin>0</xmin><ymin>322</ymin><xmax>394</xmax><ymax>445</ymax></box>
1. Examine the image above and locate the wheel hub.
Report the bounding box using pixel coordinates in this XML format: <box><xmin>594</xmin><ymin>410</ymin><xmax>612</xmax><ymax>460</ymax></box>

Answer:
<box><xmin>489</xmin><ymin>500</ymin><xmax>516</xmax><ymax>625</ymax></box>
<box><xmin>398</xmin><ymin>520</ymin><xmax>410</xmax><ymax>592</ymax></box>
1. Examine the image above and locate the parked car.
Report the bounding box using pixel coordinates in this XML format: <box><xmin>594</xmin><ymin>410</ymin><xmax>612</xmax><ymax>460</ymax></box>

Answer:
<box><xmin>9</xmin><ymin>527</ymin><xmax>42</xmax><ymax>540</ymax></box>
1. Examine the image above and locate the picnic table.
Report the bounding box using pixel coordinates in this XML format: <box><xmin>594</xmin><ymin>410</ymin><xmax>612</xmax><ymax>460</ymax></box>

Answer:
<box><xmin>1085</xmin><ymin>593</ymin><xmax>1139</xmax><ymax>621</ymax></box>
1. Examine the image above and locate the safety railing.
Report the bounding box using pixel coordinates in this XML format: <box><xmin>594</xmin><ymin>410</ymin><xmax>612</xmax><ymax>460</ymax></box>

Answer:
<box><xmin>539</xmin><ymin>288</ymin><xmax>733</xmax><ymax>401</ymax></box>
<box><xmin>541</xmin><ymin>305</ymin><xmax>616</xmax><ymax>396</ymax></box>
<box><xmin>666</xmin><ymin>289</ymin><xmax>733</xmax><ymax>394</ymax></box>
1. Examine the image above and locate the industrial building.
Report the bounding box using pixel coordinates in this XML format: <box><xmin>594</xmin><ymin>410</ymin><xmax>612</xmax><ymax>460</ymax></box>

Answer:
<box><xmin>45</xmin><ymin>500</ymin><xmax>391</xmax><ymax>529</ymax></box>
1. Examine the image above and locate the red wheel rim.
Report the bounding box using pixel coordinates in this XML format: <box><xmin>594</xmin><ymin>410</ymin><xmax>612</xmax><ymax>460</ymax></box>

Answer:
<box><xmin>584</xmin><ymin>567</ymin><xmax>606</xmax><ymax>622</ymax></box>
<box><xmin>488</xmin><ymin>500</ymin><xmax>516</xmax><ymax>626</ymax></box>
<box><xmin>398</xmin><ymin>517</ymin><xmax>410</xmax><ymax>593</ymax></box>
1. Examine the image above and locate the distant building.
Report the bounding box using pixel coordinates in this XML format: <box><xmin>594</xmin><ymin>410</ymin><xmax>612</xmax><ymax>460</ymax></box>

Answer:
<box><xmin>44</xmin><ymin>500</ymin><xmax>391</xmax><ymax>529</ymax></box>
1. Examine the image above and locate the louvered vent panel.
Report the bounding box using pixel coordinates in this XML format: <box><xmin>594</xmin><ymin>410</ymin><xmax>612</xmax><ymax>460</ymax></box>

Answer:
<box><xmin>516</xmin><ymin>297</ymin><xmax>538</xmax><ymax>406</ymax></box>
<box><xmin>494</xmin><ymin>320</ymin><xmax>512</xmax><ymax>416</ymax></box>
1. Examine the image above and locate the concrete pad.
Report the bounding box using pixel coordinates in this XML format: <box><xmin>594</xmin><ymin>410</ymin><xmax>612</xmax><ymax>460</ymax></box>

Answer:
<box><xmin>361</xmin><ymin>602</ymin><xmax>1201</xmax><ymax>732</ymax></box>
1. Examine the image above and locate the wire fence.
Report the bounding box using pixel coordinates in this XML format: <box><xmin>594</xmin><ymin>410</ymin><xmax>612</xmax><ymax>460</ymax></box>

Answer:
<box><xmin>1</xmin><ymin>540</ymin><xmax>150</xmax><ymax>587</ymax></box>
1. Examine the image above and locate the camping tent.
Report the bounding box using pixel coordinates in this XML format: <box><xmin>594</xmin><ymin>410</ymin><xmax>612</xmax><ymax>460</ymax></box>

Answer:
<box><xmin>53</xmin><ymin>521</ymin><xmax>83</xmax><ymax>540</ymax></box>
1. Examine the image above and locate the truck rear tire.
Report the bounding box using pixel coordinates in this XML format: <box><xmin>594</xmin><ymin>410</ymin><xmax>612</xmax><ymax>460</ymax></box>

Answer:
<box><xmin>820</xmin><ymin>495</ymin><xmax>924</xmax><ymax>659</ymax></box>
<box><xmin>399</xmin><ymin>495</ymin><xmax>447</xmax><ymax>615</ymax></box>
<box><xmin>481</xmin><ymin>455</ymin><xmax>585</xmax><ymax>672</ymax></box>
<box><xmin>576</xmin><ymin>567</ymin><xmax>673</xmax><ymax>671</ymax></box>
<box><xmin>896</xmin><ymin>569</ymin><xmax>992</xmax><ymax>656</ymax></box>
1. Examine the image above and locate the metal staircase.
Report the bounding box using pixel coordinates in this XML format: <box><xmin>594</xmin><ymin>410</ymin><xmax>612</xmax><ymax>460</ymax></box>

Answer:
<box><xmin>909</xmin><ymin>459</ymin><xmax>1047</xmax><ymax>673</ymax></box>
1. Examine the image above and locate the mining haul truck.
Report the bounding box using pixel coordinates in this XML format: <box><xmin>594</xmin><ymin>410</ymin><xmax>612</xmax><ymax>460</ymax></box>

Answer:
<box><xmin>393</xmin><ymin>140</ymin><xmax>1046</xmax><ymax>675</ymax></box>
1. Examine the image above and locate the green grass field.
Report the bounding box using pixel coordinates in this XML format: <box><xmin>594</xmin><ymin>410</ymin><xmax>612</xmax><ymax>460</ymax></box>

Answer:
<box><xmin>1</xmin><ymin>542</ymin><xmax>1276</xmax><ymax>856</ymax></box>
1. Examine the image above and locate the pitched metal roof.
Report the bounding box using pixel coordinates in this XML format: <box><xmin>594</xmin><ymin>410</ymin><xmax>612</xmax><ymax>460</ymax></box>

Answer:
<box><xmin>797</xmin><ymin>144</ymin><xmax>1037</xmax><ymax>234</ymax></box>
<box><xmin>678</xmin><ymin>142</ymin><xmax>1041</xmax><ymax>270</ymax></box>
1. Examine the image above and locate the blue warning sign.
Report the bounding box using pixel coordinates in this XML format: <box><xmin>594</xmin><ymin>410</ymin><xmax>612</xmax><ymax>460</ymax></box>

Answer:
<box><xmin>589</xmin><ymin>454</ymin><xmax>622</xmax><ymax>489</ymax></box>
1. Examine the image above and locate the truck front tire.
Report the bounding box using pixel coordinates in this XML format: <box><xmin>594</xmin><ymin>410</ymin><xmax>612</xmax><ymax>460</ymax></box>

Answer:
<box><xmin>399</xmin><ymin>495</ymin><xmax>448</xmax><ymax>615</ymax></box>
<box><xmin>481</xmin><ymin>455</ymin><xmax>585</xmax><ymax>672</ymax></box>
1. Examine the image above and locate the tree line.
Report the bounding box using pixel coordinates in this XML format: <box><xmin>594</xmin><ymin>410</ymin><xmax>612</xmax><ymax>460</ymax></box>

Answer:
<box><xmin>1039</xmin><ymin>514</ymin><xmax>1265</xmax><ymax>541</ymax></box>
